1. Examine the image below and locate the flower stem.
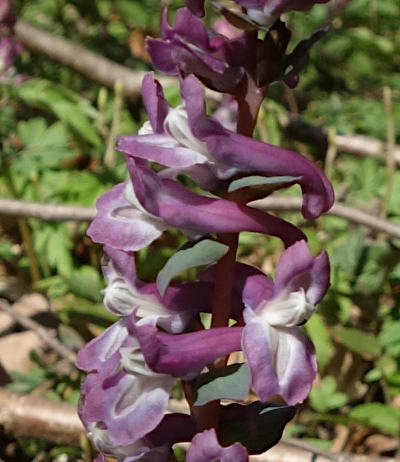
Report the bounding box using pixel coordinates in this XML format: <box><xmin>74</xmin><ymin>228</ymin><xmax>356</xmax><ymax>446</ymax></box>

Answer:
<box><xmin>210</xmin><ymin>232</ymin><xmax>239</xmax><ymax>329</ymax></box>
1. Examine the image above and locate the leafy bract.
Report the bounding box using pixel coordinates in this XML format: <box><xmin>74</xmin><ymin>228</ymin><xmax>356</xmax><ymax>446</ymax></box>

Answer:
<box><xmin>219</xmin><ymin>401</ymin><xmax>296</xmax><ymax>454</ymax></box>
<box><xmin>194</xmin><ymin>364</ymin><xmax>251</xmax><ymax>406</ymax></box>
<box><xmin>228</xmin><ymin>175</ymin><xmax>301</xmax><ymax>193</ymax></box>
<box><xmin>156</xmin><ymin>239</ymin><xmax>229</xmax><ymax>295</ymax></box>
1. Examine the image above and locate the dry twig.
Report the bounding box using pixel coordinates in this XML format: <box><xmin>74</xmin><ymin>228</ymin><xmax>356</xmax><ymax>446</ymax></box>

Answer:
<box><xmin>0</xmin><ymin>389</ymin><xmax>396</xmax><ymax>461</ymax></box>
<box><xmin>1</xmin><ymin>196</ymin><xmax>400</xmax><ymax>239</ymax></box>
<box><xmin>14</xmin><ymin>19</ymin><xmax>174</xmax><ymax>100</ymax></box>
<box><xmin>0</xmin><ymin>299</ymin><xmax>77</xmax><ymax>365</ymax></box>
<box><xmin>13</xmin><ymin>20</ymin><xmax>400</xmax><ymax>164</ymax></box>
<box><xmin>0</xmin><ymin>388</ymin><xmax>83</xmax><ymax>446</ymax></box>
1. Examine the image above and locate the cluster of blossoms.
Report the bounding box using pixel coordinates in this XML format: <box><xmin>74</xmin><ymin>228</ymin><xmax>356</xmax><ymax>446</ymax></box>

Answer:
<box><xmin>0</xmin><ymin>0</ymin><xmax>23</xmax><ymax>84</ymax></box>
<box><xmin>78</xmin><ymin>0</ymin><xmax>334</xmax><ymax>460</ymax></box>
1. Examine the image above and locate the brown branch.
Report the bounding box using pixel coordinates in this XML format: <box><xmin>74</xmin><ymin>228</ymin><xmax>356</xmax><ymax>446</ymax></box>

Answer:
<box><xmin>0</xmin><ymin>197</ymin><xmax>95</xmax><ymax>221</ymax></box>
<box><xmin>13</xmin><ymin>20</ymin><xmax>400</xmax><ymax>166</ymax></box>
<box><xmin>1</xmin><ymin>196</ymin><xmax>400</xmax><ymax>239</ymax></box>
<box><xmin>14</xmin><ymin>19</ymin><xmax>175</xmax><ymax>100</ymax></box>
<box><xmin>0</xmin><ymin>300</ymin><xmax>77</xmax><ymax>365</ymax></box>
<box><xmin>0</xmin><ymin>388</ymin><xmax>83</xmax><ymax>446</ymax></box>
<box><xmin>253</xmin><ymin>196</ymin><xmax>400</xmax><ymax>240</ymax></box>
<box><xmin>0</xmin><ymin>389</ymin><xmax>395</xmax><ymax>461</ymax></box>
<box><xmin>284</xmin><ymin>117</ymin><xmax>400</xmax><ymax>167</ymax></box>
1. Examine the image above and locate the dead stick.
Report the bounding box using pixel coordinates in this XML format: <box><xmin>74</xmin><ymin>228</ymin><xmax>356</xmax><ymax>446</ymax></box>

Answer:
<box><xmin>13</xmin><ymin>21</ymin><xmax>400</xmax><ymax>165</ymax></box>
<box><xmin>1</xmin><ymin>196</ymin><xmax>400</xmax><ymax>239</ymax></box>
<box><xmin>284</xmin><ymin>117</ymin><xmax>400</xmax><ymax>166</ymax></box>
<box><xmin>254</xmin><ymin>196</ymin><xmax>400</xmax><ymax>240</ymax></box>
<box><xmin>0</xmin><ymin>388</ymin><xmax>83</xmax><ymax>446</ymax></box>
<box><xmin>0</xmin><ymin>389</ymin><xmax>395</xmax><ymax>461</ymax></box>
<box><xmin>14</xmin><ymin>19</ymin><xmax>174</xmax><ymax>99</ymax></box>
<box><xmin>0</xmin><ymin>300</ymin><xmax>77</xmax><ymax>365</ymax></box>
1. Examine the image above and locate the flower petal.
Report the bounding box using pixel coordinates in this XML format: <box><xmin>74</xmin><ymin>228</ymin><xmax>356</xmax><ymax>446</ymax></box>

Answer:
<box><xmin>201</xmin><ymin>262</ymin><xmax>273</xmax><ymax>309</ymax></box>
<box><xmin>117</xmin><ymin>133</ymin><xmax>209</xmax><ymax>167</ymax></box>
<box><xmin>181</xmin><ymin>74</ymin><xmax>334</xmax><ymax>219</ymax></box>
<box><xmin>127</xmin><ymin>157</ymin><xmax>305</xmax><ymax>248</ymax></box>
<box><xmin>186</xmin><ymin>429</ymin><xmax>248</xmax><ymax>462</ymax></box>
<box><xmin>242</xmin><ymin>314</ymin><xmax>317</xmax><ymax>404</ymax></box>
<box><xmin>274</xmin><ymin>240</ymin><xmax>330</xmax><ymax>304</ymax></box>
<box><xmin>76</xmin><ymin>320</ymin><xmax>128</xmax><ymax>372</ymax></box>
<box><xmin>132</xmin><ymin>317</ymin><xmax>243</xmax><ymax>378</ymax></box>
<box><xmin>141</xmin><ymin>72</ymin><xmax>169</xmax><ymax>134</ymax></box>
<box><xmin>87</xmin><ymin>182</ymin><xmax>167</xmax><ymax>251</ymax></box>
<box><xmin>82</xmin><ymin>355</ymin><xmax>174</xmax><ymax>446</ymax></box>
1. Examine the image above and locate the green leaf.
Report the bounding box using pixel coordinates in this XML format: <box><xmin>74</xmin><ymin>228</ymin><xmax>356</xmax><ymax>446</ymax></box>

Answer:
<box><xmin>219</xmin><ymin>401</ymin><xmax>296</xmax><ymax>454</ymax></box>
<box><xmin>156</xmin><ymin>239</ymin><xmax>229</xmax><ymax>295</ymax></box>
<box><xmin>17</xmin><ymin>118</ymin><xmax>47</xmax><ymax>147</ymax></box>
<box><xmin>304</xmin><ymin>313</ymin><xmax>333</xmax><ymax>371</ymax></box>
<box><xmin>45</xmin><ymin>225</ymin><xmax>74</xmax><ymax>277</ymax></box>
<box><xmin>67</xmin><ymin>266</ymin><xmax>104</xmax><ymax>302</ymax></box>
<box><xmin>194</xmin><ymin>364</ymin><xmax>251</xmax><ymax>406</ymax></box>
<box><xmin>51</xmin><ymin>100</ymin><xmax>101</xmax><ymax>147</ymax></box>
<box><xmin>350</xmin><ymin>403</ymin><xmax>400</xmax><ymax>436</ymax></box>
<box><xmin>309</xmin><ymin>376</ymin><xmax>348</xmax><ymax>412</ymax></box>
<box><xmin>378</xmin><ymin>321</ymin><xmax>400</xmax><ymax>350</ymax></box>
<box><xmin>16</xmin><ymin>79</ymin><xmax>101</xmax><ymax>147</ymax></box>
<box><xmin>334</xmin><ymin>326</ymin><xmax>381</xmax><ymax>358</ymax></box>
<box><xmin>228</xmin><ymin>175</ymin><xmax>301</xmax><ymax>193</ymax></box>
<box><xmin>330</xmin><ymin>229</ymin><xmax>365</xmax><ymax>277</ymax></box>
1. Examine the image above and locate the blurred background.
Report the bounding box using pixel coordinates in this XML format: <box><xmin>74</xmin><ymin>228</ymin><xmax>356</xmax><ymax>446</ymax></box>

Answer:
<box><xmin>0</xmin><ymin>0</ymin><xmax>399</xmax><ymax>460</ymax></box>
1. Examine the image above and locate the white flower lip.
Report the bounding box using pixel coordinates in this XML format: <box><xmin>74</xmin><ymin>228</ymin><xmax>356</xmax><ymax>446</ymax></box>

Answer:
<box><xmin>257</xmin><ymin>288</ymin><xmax>316</xmax><ymax>327</ymax></box>
<box><xmin>164</xmin><ymin>105</ymin><xmax>210</xmax><ymax>158</ymax></box>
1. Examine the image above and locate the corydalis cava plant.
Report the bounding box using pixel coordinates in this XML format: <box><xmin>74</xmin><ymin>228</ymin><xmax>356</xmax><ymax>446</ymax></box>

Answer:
<box><xmin>78</xmin><ymin>0</ymin><xmax>333</xmax><ymax>460</ymax></box>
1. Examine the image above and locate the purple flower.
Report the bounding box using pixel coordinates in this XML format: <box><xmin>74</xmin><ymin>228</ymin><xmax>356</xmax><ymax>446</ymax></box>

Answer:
<box><xmin>235</xmin><ymin>0</ymin><xmax>331</xmax><ymax>28</ymax></box>
<box><xmin>0</xmin><ymin>37</ymin><xmax>20</xmax><ymax>75</ymax></box>
<box><xmin>240</xmin><ymin>240</ymin><xmax>330</xmax><ymax>404</ymax></box>
<box><xmin>186</xmin><ymin>0</ymin><xmax>330</xmax><ymax>27</ymax></box>
<box><xmin>186</xmin><ymin>428</ymin><xmax>248</xmax><ymax>461</ymax></box>
<box><xmin>101</xmin><ymin>245</ymin><xmax>218</xmax><ymax>333</ymax></box>
<box><xmin>131</xmin><ymin>315</ymin><xmax>243</xmax><ymax>378</ymax></box>
<box><xmin>87</xmin><ymin>156</ymin><xmax>305</xmax><ymax>252</ymax></box>
<box><xmin>0</xmin><ymin>0</ymin><xmax>16</xmax><ymax>32</ymax></box>
<box><xmin>78</xmin><ymin>322</ymin><xmax>174</xmax><ymax>447</ymax></box>
<box><xmin>147</xmin><ymin>8</ymin><xmax>245</xmax><ymax>92</ymax></box>
<box><xmin>118</xmin><ymin>73</ymin><xmax>334</xmax><ymax>219</ymax></box>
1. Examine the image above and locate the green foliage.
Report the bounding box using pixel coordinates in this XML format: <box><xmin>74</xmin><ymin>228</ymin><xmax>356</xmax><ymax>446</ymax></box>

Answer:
<box><xmin>350</xmin><ymin>403</ymin><xmax>400</xmax><ymax>436</ymax></box>
<box><xmin>2</xmin><ymin>0</ymin><xmax>400</xmax><ymax>457</ymax></box>
<box><xmin>334</xmin><ymin>327</ymin><xmax>381</xmax><ymax>359</ymax></box>
<box><xmin>156</xmin><ymin>239</ymin><xmax>229</xmax><ymax>294</ymax></box>
<box><xmin>309</xmin><ymin>376</ymin><xmax>348</xmax><ymax>413</ymax></box>
<box><xmin>194</xmin><ymin>364</ymin><xmax>251</xmax><ymax>406</ymax></box>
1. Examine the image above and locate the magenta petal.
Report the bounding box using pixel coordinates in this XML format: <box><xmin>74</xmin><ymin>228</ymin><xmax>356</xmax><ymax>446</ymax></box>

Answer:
<box><xmin>274</xmin><ymin>240</ymin><xmax>330</xmax><ymax>304</ymax></box>
<box><xmin>205</xmin><ymin>132</ymin><xmax>334</xmax><ymax>219</ymax></box>
<box><xmin>159</xmin><ymin>178</ymin><xmax>305</xmax><ymax>247</ymax></box>
<box><xmin>146</xmin><ymin>38</ymin><xmax>177</xmax><ymax>75</ymax></box>
<box><xmin>82</xmin><ymin>365</ymin><xmax>173</xmax><ymax>446</ymax></box>
<box><xmin>274</xmin><ymin>240</ymin><xmax>316</xmax><ymax>293</ymax></box>
<box><xmin>102</xmin><ymin>246</ymin><xmax>138</xmax><ymax>289</ymax></box>
<box><xmin>117</xmin><ymin>133</ymin><xmax>208</xmax><ymax>167</ymax></box>
<box><xmin>77</xmin><ymin>320</ymin><xmax>128</xmax><ymax>372</ymax></box>
<box><xmin>307</xmin><ymin>250</ymin><xmax>330</xmax><ymax>304</ymax></box>
<box><xmin>141</xmin><ymin>72</ymin><xmax>170</xmax><ymax>133</ymax></box>
<box><xmin>186</xmin><ymin>429</ymin><xmax>248</xmax><ymax>462</ymax></box>
<box><xmin>185</xmin><ymin>0</ymin><xmax>205</xmax><ymax>17</ymax></box>
<box><xmin>201</xmin><ymin>262</ymin><xmax>273</xmax><ymax>309</ymax></box>
<box><xmin>132</xmin><ymin>318</ymin><xmax>243</xmax><ymax>378</ymax></box>
<box><xmin>242</xmin><ymin>316</ymin><xmax>317</xmax><ymax>404</ymax></box>
<box><xmin>87</xmin><ymin>182</ymin><xmax>166</xmax><ymax>251</ymax></box>
<box><xmin>127</xmin><ymin>157</ymin><xmax>305</xmax><ymax>247</ymax></box>
<box><xmin>181</xmin><ymin>74</ymin><xmax>334</xmax><ymax>219</ymax></box>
